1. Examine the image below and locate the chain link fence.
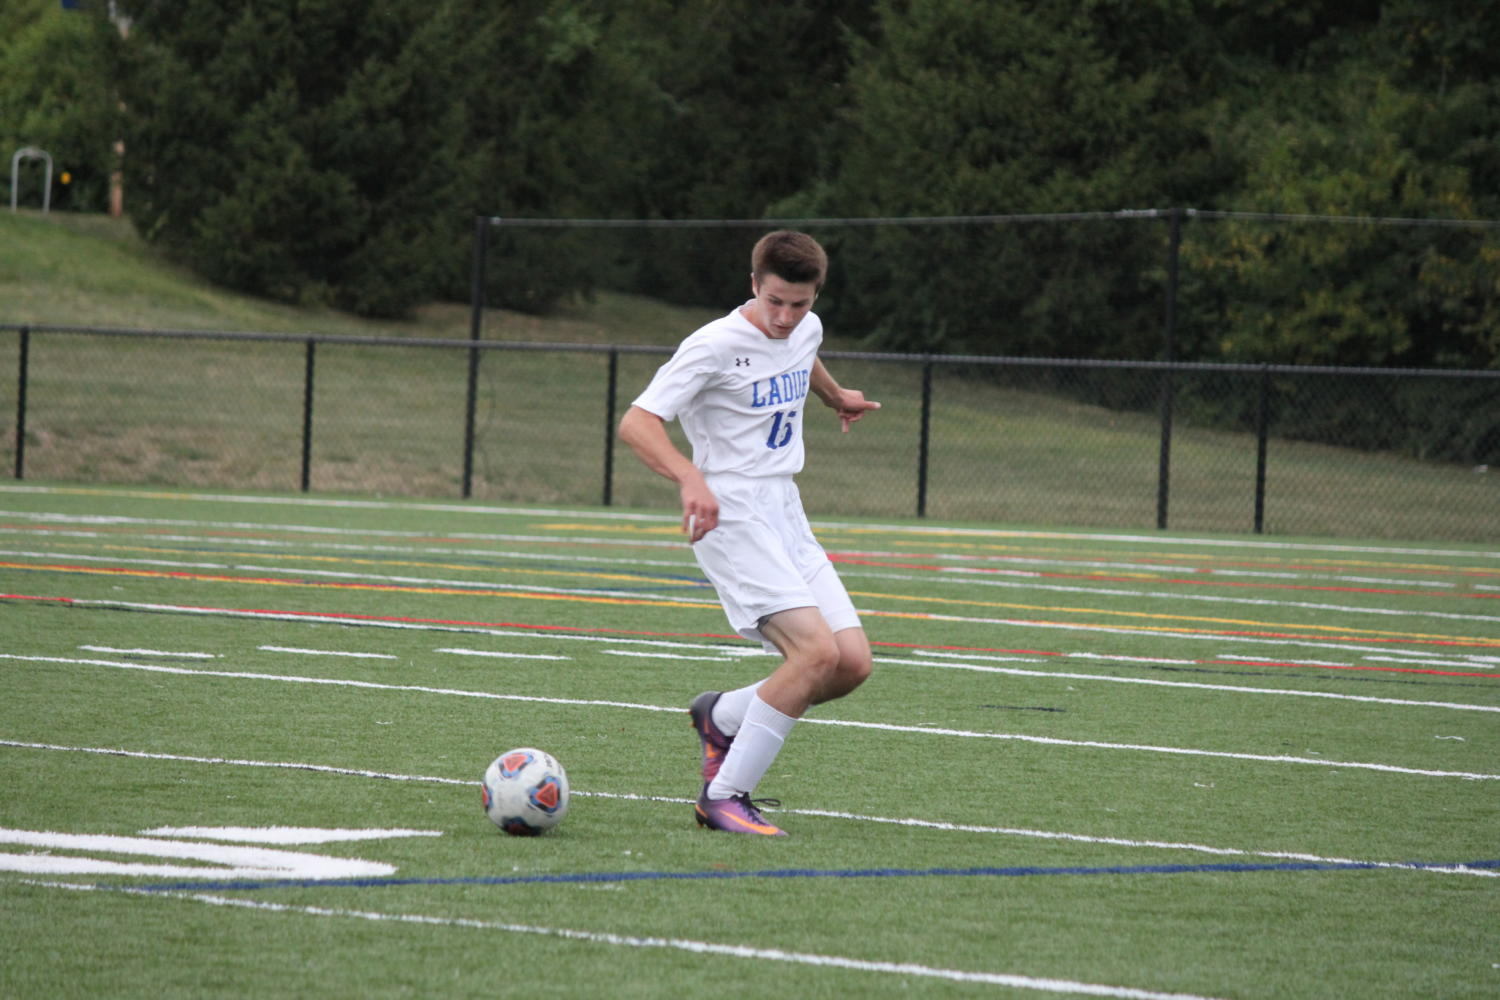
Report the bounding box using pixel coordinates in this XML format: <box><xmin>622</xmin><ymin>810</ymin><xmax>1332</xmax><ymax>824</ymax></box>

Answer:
<box><xmin>3</xmin><ymin>324</ymin><xmax>1495</xmax><ymax>542</ymax></box>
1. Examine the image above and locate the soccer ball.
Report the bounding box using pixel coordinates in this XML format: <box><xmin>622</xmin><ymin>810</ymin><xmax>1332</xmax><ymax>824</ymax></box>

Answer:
<box><xmin>480</xmin><ymin>748</ymin><xmax>570</xmax><ymax>836</ymax></box>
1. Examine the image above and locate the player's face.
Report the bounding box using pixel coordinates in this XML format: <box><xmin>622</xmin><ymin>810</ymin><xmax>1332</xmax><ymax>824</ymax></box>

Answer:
<box><xmin>748</xmin><ymin>274</ymin><xmax>818</xmax><ymax>340</ymax></box>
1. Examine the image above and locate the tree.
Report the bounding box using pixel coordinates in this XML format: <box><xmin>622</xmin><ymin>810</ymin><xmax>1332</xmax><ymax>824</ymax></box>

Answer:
<box><xmin>0</xmin><ymin>0</ymin><xmax>123</xmax><ymax>213</ymax></box>
<box><xmin>474</xmin><ymin>0</ymin><xmax>877</xmax><ymax>312</ymax></box>
<box><xmin>118</xmin><ymin>0</ymin><xmax>491</xmax><ymax>316</ymax></box>
<box><xmin>788</xmin><ymin>0</ymin><xmax>1208</xmax><ymax>358</ymax></box>
<box><xmin>1182</xmin><ymin>2</ymin><xmax>1500</xmax><ymax>369</ymax></box>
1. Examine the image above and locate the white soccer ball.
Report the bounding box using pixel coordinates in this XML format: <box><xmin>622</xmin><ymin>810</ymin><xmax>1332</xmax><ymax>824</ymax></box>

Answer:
<box><xmin>480</xmin><ymin>748</ymin><xmax>570</xmax><ymax>836</ymax></box>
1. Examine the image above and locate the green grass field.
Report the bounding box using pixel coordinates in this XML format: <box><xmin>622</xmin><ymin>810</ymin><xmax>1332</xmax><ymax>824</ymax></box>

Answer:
<box><xmin>2</xmin><ymin>482</ymin><xmax>1496</xmax><ymax>999</ymax></box>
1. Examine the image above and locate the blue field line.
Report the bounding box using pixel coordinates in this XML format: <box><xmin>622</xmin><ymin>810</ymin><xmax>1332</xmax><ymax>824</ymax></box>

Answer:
<box><xmin>125</xmin><ymin>857</ymin><xmax>1500</xmax><ymax>894</ymax></box>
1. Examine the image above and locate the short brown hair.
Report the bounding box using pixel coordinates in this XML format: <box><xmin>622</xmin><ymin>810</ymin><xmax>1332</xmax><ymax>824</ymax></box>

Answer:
<box><xmin>751</xmin><ymin>230</ymin><xmax>827</xmax><ymax>290</ymax></box>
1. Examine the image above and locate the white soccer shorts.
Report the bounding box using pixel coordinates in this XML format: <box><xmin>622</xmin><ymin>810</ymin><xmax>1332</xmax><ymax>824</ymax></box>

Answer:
<box><xmin>691</xmin><ymin>473</ymin><xmax>861</xmax><ymax>648</ymax></box>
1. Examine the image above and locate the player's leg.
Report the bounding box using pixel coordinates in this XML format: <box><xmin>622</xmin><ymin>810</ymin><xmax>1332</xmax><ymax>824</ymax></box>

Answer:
<box><xmin>690</xmin><ymin>479</ymin><xmax>871</xmax><ymax>833</ymax></box>
<box><xmin>693</xmin><ymin>622</ymin><xmax>867</xmax><ymax>781</ymax></box>
<box><xmin>697</xmin><ymin>606</ymin><xmax>826</xmax><ymax>835</ymax></box>
<box><xmin>701</xmin><ymin>607</ymin><xmax>860</xmax><ymax>820</ymax></box>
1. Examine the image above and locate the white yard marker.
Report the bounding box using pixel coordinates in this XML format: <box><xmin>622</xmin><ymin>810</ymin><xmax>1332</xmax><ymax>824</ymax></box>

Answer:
<box><xmin>0</xmin><ymin>828</ymin><xmax>395</xmax><ymax>880</ymax></box>
<box><xmin>600</xmin><ymin>649</ymin><xmax>743</xmax><ymax>662</ymax></box>
<box><xmin>435</xmin><ymin>647</ymin><xmax>571</xmax><ymax>661</ymax></box>
<box><xmin>258</xmin><ymin>646</ymin><xmax>398</xmax><ymax>660</ymax></box>
<box><xmin>139</xmin><ymin>826</ymin><xmax>441</xmax><ymax>845</ymax></box>
<box><xmin>78</xmin><ymin>646</ymin><xmax>216</xmax><ymax>659</ymax></box>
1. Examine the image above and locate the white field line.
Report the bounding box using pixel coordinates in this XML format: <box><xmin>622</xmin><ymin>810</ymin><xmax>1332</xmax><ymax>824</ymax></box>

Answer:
<box><xmin>0</xmin><ymin>524</ymin><xmax>692</xmax><ymax>555</ymax></box>
<box><xmin>13</xmin><ymin>559</ymin><xmax>1500</xmax><ymax>675</ymax></box>
<box><xmin>434</xmin><ymin>647</ymin><xmax>571</xmax><ymax>661</ymax></box>
<box><xmin>138</xmin><ymin>826</ymin><xmax>443</xmax><ymax>844</ymax></box>
<box><xmin>835</xmin><ymin>548</ymin><xmax>1471</xmax><ymax>588</ymax></box>
<box><xmin>258</xmin><ymin>646</ymin><xmax>398</xmax><ymax>660</ymax></box>
<box><xmin>600</xmin><ymin>649</ymin><xmax>748</xmax><ymax>662</ymax></box>
<box><xmin>841</xmin><ymin>567</ymin><xmax>1500</xmax><ymax>626</ymax></box>
<box><xmin>0</xmin><ymin>507</ymin><xmax>687</xmax><ymax>547</ymax></box>
<box><xmin>0</xmin><ymin>653</ymin><xmax>681</xmax><ymax>715</ymax></box>
<box><xmin>12</xmin><ymin>597</ymin><xmax>751</xmax><ymax>649</ymax></box>
<box><xmin>5</xmin><ymin>740</ymin><xmax>1491</xmax><ymax>879</ymax></box>
<box><xmin>0</xmin><ymin>526</ymin><xmax>1479</xmax><ymax>592</ymax></box>
<box><xmin>0</xmin><ymin>829</ymin><xmax>395</xmax><ymax>880</ymax></box>
<box><xmin>1363</xmin><ymin>654</ymin><xmax>1500</xmax><ymax>669</ymax></box>
<box><xmin>873</xmin><ymin>655</ymin><xmax>1500</xmax><ymax>713</ymax></box>
<box><xmin>25</xmin><ymin>881</ymin><xmax>1228</xmax><ymax>1000</ymax></box>
<box><xmin>3</xmin><ymin>655</ymin><xmax>1495</xmax><ymax>780</ymax></box>
<box><xmin>4</xmin><ymin>485</ymin><xmax>1496</xmax><ymax>559</ymax></box>
<box><xmin>877</xmin><ymin>610</ymin><xmax>1500</xmax><ymax>662</ymax></box>
<box><xmin>0</xmin><ymin>524</ymin><xmax>1465</xmax><ymax>589</ymax></box>
<box><xmin>9</xmin><ymin>550</ymin><xmax>1498</xmax><ymax>661</ymax></box>
<box><xmin>0</xmin><ymin>493</ymin><xmax>679</xmax><ymax>524</ymax></box>
<box><xmin>6</xmin><ymin>542</ymin><xmax>1497</xmax><ymax>627</ymax></box>
<box><xmin>77</xmin><ymin>645</ymin><xmax>216</xmax><ymax>659</ymax></box>
<box><xmin>9</xmin><ymin>526</ymin><xmax>1495</xmax><ymax>641</ymax></box>
<box><xmin>12</xmin><ymin>587</ymin><xmax>1500</xmax><ymax>686</ymax></box>
<box><xmin>0</xmin><ymin>530</ymin><xmax>704</xmax><ymax>570</ymax></box>
<box><xmin>0</xmin><ymin>549</ymin><xmax>723</xmax><ymax>607</ymax></box>
<box><xmin>14</xmin><ymin>593</ymin><xmax>1500</xmax><ymax>679</ymax></box>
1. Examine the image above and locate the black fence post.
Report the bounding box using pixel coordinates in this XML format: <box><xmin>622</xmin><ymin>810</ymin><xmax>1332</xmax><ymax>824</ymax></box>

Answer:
<box><xmin>602</xmin><ymin>348</ymin><xmax>618</xmax><ymax>506</ymax></box>
<box><xmin>300</xmin><ymin>339</ymin><xmax>316</xmax><ymax>493</ymax></box>
<box><xmin>462</xmin><ymin>216</ymin><xmax>490</xmax><ymax>499</ymax></box>
<box><xmin>14</xmin><ymin>327</ymin><xmax>29</xmax><ymax>479</ymax></box>
<box><xmin>1253</xmin><ymin>363</ymin><xmax>1270</xmax><ymax>534</ymax></box>
<box><xmin>1156</xmin><ymin>207</ymin><xmax>1182</xmax><ymax>530</ymax></box>
<box><xmin>917</xmin><ymin>360</ymin><xmax>933</xmax><ymax>517</ymax></box>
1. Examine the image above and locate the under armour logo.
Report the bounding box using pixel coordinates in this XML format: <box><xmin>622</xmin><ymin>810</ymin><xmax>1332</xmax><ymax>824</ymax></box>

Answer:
<box><xmin>735</xmin><ymin>358</ymin><xmax>751</xmax><ymax>367</ymax></box>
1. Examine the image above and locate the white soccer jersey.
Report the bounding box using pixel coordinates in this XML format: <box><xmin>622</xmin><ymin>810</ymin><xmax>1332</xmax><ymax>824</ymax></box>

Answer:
<box><xmin>632</xmin><ymin>303</ymin><xmax>823</xmax><ymax>478</ymax></box>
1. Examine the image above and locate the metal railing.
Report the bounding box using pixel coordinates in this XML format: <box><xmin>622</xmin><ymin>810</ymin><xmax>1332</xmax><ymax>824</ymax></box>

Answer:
<box><xmin>3</xmin><ymin>323</ymin><xmax>1496</xmax><ymax>542</ymax></box>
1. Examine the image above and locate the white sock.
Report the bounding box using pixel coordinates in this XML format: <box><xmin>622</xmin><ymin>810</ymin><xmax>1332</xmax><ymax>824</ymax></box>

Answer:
<box><xmin>709</xmin><ymin>680</ymin><xmax>765</xmax><ymax>737</ymax></box>
<box><xmin>707</xmin><ymin>695</ymin><xmax>796</xmax><ymax>800</ymax></box>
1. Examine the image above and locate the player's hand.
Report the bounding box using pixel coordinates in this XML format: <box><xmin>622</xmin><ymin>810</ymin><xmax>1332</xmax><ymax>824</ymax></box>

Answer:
<box><xmin>834</xmin><ymin>390</ymin><xmax>881</xmax><ymax>432</ymax></box>
<box><xmin>680</xmin><ymin>480</ymin><xmax>719</xmax><ymax>543</ymax></box>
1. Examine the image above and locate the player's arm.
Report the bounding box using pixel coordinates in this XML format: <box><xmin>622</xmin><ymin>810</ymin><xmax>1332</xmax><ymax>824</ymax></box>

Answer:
<box><xmin>810</xmin><ymin>358</ymin><xmax>881</xmax><ymax>433</ymax></box>
<box><xmin>617</xmin><ymin>405</ymin><xmax>718</xmax><ymax>542</ymax></box>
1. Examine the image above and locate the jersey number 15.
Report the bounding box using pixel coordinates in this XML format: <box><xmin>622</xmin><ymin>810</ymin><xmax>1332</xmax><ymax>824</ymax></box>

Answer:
<box><xmin>766</xmin><ymin>409</ymin><xmax>797</xmax><ymax>449</ymax></box>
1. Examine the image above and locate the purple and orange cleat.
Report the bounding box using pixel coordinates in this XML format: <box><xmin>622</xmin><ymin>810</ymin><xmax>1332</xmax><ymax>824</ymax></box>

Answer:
<box><xmin>688</xmin><ymin>690</ymin><xmax>733</xmax><ymax>782</ymax></box>
<box><xmin>694</xmin><ymin>787</ymin><xmax>786</xmax><ymax>836</ymax></box>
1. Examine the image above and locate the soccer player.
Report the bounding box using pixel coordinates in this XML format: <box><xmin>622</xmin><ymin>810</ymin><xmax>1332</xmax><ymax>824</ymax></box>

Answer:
<box><xmin>617</xmin><ymin>230</ymin><xmax>880</xmax><ymax>836</ymax></box>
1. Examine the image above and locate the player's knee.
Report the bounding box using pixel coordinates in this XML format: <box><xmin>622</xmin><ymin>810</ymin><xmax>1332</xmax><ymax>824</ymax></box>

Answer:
<box><xmin>809</xmin><ymin>636</ymin><xmax>842</xmax><ymax>678</ymax></box>
<box><xmin>833</xmin><ymin>628</ymin><xmax>872</xmax><ymax>690</ymax></box>
<box><xmin>840</xmin><ymin>652</ymin><xmax>872</xmax><ymax>690</ymax></box>
<box><xmin>786</xmin><ymin>633</ymin><xmax>840</xmax><ymax>683</ymax></box>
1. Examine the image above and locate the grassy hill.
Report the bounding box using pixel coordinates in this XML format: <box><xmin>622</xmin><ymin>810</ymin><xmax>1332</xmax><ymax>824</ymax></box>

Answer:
<box><xmin>0</xmin><ymin>209</ymin><xmax>720</xmax><ymax>346</ymax></box>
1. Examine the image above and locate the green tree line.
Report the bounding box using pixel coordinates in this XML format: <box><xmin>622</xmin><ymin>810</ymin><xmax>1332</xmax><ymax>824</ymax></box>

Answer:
<box><xmin>3</xmin><ymin>0</ymin><xmax>1497</xmax><ymax>373</ymax></box>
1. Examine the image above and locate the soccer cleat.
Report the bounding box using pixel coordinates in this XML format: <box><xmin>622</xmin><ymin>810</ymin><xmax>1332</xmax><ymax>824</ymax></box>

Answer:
<box><xmin>694</xmin><ymin>788</ymin><xmax>786</xmax><ymax>836</ymax></box>
<box><xmin>688</xmin><ymin>690</ymin><xmax>734</xmax><ymax>782</ymax></box>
